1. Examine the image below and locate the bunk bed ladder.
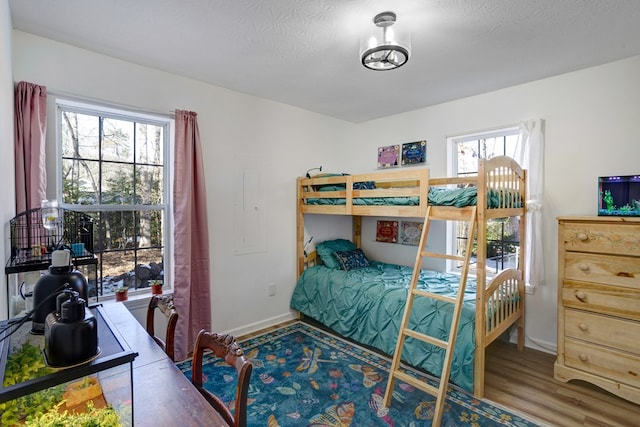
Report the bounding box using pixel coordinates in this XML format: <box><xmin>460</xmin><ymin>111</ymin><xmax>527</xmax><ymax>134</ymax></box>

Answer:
<box><xmin>383</xmin><ymin>204</ymin><xmax>477</xmax><ymax>427</ymax></box>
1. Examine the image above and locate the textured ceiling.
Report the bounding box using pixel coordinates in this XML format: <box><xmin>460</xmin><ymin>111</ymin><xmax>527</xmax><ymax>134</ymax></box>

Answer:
<box><xmin>9</xmin><ymin>0</ymin><xmax>640</xmax><ymax>123</ymax></box>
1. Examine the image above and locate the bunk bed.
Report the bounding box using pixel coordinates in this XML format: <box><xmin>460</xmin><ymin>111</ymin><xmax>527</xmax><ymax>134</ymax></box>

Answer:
<box><xmin>290</xmin><ymin>156</ymin><xmax>527</xmax><ymax>397</ymax></box>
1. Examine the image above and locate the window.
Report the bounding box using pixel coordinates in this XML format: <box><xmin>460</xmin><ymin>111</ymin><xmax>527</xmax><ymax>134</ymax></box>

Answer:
<box><xmin>448</xmin><ymin>128</ymin><xmax>519</xmax><ymax>275</ymax></box>
<box><xmin>56</xmin><ymin>99</ymin><xmax>172</xmax><ymax>298</ymax></box>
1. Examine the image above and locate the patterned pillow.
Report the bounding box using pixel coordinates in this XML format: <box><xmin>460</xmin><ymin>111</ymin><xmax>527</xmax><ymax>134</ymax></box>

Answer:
<box><xmin>353</xmin><ymin>181</ymin><xmax>376</xmax><ymax>190</ymax></box>
<box><xmin>316</xmin><ymin>239</ymin><xmax>357</xmax><ymax>269</ymax></box>
<box><xmin>333</xmin><ymin>248</ymin><xmax>370</xmax><ymax>271</ymax></box>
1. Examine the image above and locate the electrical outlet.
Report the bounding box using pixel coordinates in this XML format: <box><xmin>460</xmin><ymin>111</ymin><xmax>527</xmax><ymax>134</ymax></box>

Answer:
<box><xmin>268</xmin><ymin>284</ymin><xmax>276</xmax><ymax>296</ymax></box>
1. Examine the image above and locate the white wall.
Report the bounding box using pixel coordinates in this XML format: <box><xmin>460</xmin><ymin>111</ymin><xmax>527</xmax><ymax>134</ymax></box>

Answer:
<box><xmin>352</xmin><ymin>56</ymin><xmax>640</xmax><ymax>351</ymax></box>
<box><xmin>11</xmin><ymin>31</ymin><xmax>357</xmax><ymax>333</ymax></box>
<box><xmin>9</xmin><ymin>28</ymin><xmax>640</xmax><ymax>353</ymax></box>
<box><xmin>0</xmin><ymin>0</ymin><xmax>15</xmax><ymax>319</ymax></box>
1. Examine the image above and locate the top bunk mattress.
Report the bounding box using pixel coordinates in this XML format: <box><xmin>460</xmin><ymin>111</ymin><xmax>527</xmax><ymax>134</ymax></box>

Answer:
<box><xmin>305</xmin><ymin>186</ymin><xmax>521</xmax><ymax>208</ymax></box>
<box><xmin>299</xmin><ymin>156</ymin><xmax>526</xmax><ymax>213</ymax></box>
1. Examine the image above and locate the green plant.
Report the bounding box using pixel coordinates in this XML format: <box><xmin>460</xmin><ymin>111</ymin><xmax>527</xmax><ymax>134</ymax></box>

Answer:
<box><xmin>23</xmin><ymin>401</ymin><xmax>122</xmax><ymax>427</ymax></box>
<box><xmin>602</xmin><ymin>189</ymin><xmax>615</xmax><ymax>211</ymax></box>
<box><xmin>76</xmin><ymin>376</ymin><xmax>94</xmax><ymax>390</ymax></box>
<box><xmin>114</xmin><ymin>286</ymin><xmax>129</xmax><ymax>301</ymax></box>
<box><xmin>0</xmin><ymin>343</ymin><xmax>64</xmax><ymax>426</ymax></box>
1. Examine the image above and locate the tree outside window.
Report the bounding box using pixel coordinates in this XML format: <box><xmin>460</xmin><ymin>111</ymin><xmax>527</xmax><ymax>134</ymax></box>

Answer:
<box><xmin>450</xmin><ymin>130</ymin><xmax>519</xmax><ymax>274</ymax></box>
<box><xmin>57</xmin><ymin>101</ymin><xmax>170</xmax><ymax>297</ymax></box>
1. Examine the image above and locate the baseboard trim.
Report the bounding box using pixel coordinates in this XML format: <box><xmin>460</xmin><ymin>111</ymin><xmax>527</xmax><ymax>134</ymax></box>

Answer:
<box><xmin>508</xmin><ymin>327</ymin><xmax>556</xmax><ymax>354</ymax></box>
<box><xmin>523</xmin><ymin>336</ymin><xmax>557</xmax><ymax>355</ymax></box>
<box><xmin>226</xmin><ymin>312</ymin><xmax>297</xmax><ymax>338</ymax></box>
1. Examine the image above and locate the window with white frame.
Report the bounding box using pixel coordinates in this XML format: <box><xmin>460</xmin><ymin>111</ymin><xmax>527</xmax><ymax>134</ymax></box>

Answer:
<box><xmin>56</xmin><ymin>99</ymin><xmax>172</xmax><ymax>298</ymax></box>
<box><xmin>448</xmin><ymin>127</ymin><xmax>520</xmax><ymax>275</ymax></box>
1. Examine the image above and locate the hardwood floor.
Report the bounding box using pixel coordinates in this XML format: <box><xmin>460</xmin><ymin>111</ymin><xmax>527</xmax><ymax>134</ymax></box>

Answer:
<box><xmin>239</xmin><ymin>320</ymin><xmax>640</xmax><ymax>427</ymax></box>
<box><xmin>485</xmin><ymin>340</ymin><xmax>640</xmax><ymax>427</ymax></box>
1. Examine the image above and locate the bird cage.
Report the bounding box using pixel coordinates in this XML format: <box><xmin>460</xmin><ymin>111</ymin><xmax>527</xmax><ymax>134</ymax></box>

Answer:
<box><xmin>6</xmin><ymin>207</ymin><xmax>95</xmax><ymax>272</ymax></box>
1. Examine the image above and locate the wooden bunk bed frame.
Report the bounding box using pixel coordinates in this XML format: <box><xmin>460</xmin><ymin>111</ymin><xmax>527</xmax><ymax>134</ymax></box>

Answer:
<box><xmin>295</xmin><ymin>155</ymin><xmax>527</xmax><ymax>397</ymax></box>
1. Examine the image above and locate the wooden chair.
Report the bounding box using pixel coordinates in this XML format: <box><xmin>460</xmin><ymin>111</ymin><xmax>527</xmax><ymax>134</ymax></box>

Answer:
<box><xmin>145</xmin><ymin>294</ymin><xmax>179</xmax><ymax>361</ymax></box>
<box><xmin>191</xmin><ymin>330</ymin><xmax>253</xmax><ymax>427</ymax></box>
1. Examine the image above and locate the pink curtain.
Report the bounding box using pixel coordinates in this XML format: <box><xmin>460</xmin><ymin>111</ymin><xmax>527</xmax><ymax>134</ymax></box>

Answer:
<box><xmin>173</xmin><ymin>110</ymin><xmax>212</xmax><ymax>360</ymax></box>
<box><xmin>14</xmin><ymin>81</ymin><xmax>47</xmax><ymax>213</ymax></box>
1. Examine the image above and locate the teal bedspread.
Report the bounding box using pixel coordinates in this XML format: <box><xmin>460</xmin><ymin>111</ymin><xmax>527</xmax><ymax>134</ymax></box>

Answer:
<box><xmin>306</xmin><ymin>196</ymin><xmax>419</xmax><ymax>206</ymax></box>
<box><xmin>290</xmin><ymin>261</ymin><xmax>477</xmax><ymax>392</ymax></box>
<box><xmin>305</xmin><ymin>186</ymin><xmax>521</xmax><ymax>208</ymax></box>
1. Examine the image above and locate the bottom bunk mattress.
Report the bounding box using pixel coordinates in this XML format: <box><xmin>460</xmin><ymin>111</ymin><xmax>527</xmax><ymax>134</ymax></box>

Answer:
<box><xmin>290</xmin><ymin>261</ymin><xmax>477</xmax><ymax>392</ymax></box>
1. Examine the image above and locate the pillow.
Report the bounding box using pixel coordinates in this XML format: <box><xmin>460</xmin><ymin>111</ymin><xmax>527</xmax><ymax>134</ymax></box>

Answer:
<box><xmin>312</xmin><ymin>173</ymin><xmax>348</xmax><ymax>191</ymax></box>
<box><xmin>316</xmin><ymin>239</ymin><xmax>357</xmax><ymax>269</ymax></box>
<box><xmin>317</xmin><ymin>184</ymin><xmax>346</xmax><ymax>192</ymax></box>
<box><xmin>333</xmin><ymin>248</ymin><xmax>370</xmax><ymax>271</ymax></box>
<box><xmin>353</xmin><ymin>181</ymin><xmax>376</xmax><ymax>190</ymax></box>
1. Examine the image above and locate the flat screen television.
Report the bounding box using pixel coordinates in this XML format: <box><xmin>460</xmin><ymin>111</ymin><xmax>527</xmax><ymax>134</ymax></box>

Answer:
<box><xmin>598</xmin><ymin>175</ymin><xmax>640</xmax><ymax>216</ymax></box>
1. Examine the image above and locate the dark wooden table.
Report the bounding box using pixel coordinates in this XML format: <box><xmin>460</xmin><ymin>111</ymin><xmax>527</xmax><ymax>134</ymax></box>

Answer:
<box><xmin>101</xmin><ymin>302</ymin><xmax>229</xmax><ymax>427</ymax></box>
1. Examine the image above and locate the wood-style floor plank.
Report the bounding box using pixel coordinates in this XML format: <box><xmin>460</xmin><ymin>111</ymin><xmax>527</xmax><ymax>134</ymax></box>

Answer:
<box><xmin>239</xmin><ymin>321</ymin><xmax>640</xmax><ymax>426</ymax></box>
<box><xmin>485</xmin><ymin>340</ymin><xmax>640</xmax><ymax>427</ymax></box>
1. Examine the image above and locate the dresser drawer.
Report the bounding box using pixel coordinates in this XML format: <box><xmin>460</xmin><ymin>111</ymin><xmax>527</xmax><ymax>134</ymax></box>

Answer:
<box><xmin>561</xmin><ymin>221</ymin><xmax>640</xmax><ymax>257</ymax></box>
<box><xmin>565</xmin><ymin>338</ymin><xmax>640</xmax><ymax>388</ymax></box>
<box><xmin>562</xmin><ymin>280</ymin><xmax>640</xmax><ymax>321</ymax></box>
<box><xmin>564</xmin><ymin>308</ymin><xmax>640</xmax><ymax>354</ymax></box>
<box><xmin>564</xmin><ymin>252</ymin><xmax>640</xmax><ymax>288</ymax></box>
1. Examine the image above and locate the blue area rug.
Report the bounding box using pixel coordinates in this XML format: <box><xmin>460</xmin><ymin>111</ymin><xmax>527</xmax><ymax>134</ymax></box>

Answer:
<box><xmin>177</xmin><ymin>321</ymin><xmax>542</xmax><ymax>426</ymax></box>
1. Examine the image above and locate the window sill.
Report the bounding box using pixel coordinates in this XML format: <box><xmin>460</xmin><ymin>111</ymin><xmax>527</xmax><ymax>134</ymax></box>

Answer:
<box><xmin>98</xmin><ymin>290</ymin><xmax>173</xmax><ymax>311</ymax></box>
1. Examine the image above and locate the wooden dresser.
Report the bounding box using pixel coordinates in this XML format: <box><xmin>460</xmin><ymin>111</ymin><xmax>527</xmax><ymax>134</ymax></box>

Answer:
<box><xmin>555</xmin><ymin>216</ymin><xmax>640</xmax><ymax>404</ymax></box>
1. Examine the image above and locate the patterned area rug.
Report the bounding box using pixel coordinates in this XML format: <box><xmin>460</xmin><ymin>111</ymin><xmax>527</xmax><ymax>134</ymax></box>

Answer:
<box><xmin>177</xmin><ymin>321</ymin><xmax>542</xmax><ymax>426</ymax></box>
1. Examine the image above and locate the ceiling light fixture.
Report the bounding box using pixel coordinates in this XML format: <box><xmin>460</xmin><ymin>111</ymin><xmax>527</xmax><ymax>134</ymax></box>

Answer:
<box><xmin>360</xmin><ymin>11</ymin><xmax>410</xmax><ymax>71</ymax></box>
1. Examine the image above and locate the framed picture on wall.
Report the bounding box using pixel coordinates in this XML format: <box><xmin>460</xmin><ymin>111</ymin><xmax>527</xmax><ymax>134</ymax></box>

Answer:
<box><xmin>401</xmin><ymin>140</ymin><xmax>427</xmax><ymax>166</ymax></box>
<box><xmin>377</xmin><ymin>144</ymin><xmax>400</xmax><ymax>168</ymax></box>
<box><xmin>399</xmin><ymin>221</ymin><xmax>423</xmax><ymax>246</ymax></box>
<box><xmin>376</xmin><ymin>220</ymin><xmax>398</xmax><ymax>243</ymax></box>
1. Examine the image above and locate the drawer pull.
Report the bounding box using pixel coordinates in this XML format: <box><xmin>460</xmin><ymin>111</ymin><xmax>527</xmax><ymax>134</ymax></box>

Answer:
<box><xmin>575</xmin><ymin>291</ymin><xmax>587</xmax><ymax>301</ymax></box>
<box><xmin>579</xmin><ymin>263</ymin><xmax>590</xmax><ymax>272</ymax></box>
<box><xmin>578</xmin><ymin>354</ymin><xmax>589</xmax><ymax>362</ymax></box>
<box><xmin>578</xmin><ymin>323</ymin><xmax>588</xmax><ymax>332</ymax></box>
<box><xmin>576</xmin><ymin>233</ymin><xmax>588</xmax><ymax>241</ymax></box>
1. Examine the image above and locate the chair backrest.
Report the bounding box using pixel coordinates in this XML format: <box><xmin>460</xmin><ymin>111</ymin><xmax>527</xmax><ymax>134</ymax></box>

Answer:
<box><xmin>191</xmin><ymin>330</ymin><xmax>253</xmax><ymax>427</ymax></box>
<box><xmin>146</xmin><ymin>294</ymin><xmax>179</xmax><ymax>361</ymax></box>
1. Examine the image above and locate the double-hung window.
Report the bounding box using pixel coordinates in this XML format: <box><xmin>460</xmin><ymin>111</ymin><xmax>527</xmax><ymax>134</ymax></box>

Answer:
<box><xmin>447</xmin><ymin>127</ymin><xmax>520</xmax><ymax>275</ymax></box>
<box><xmin>56</xmin><ymin>99</ymin><xmax>172</xmax><ymax>298</ymax></box>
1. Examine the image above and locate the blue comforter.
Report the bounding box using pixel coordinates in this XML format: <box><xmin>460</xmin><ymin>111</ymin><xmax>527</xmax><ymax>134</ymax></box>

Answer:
<box><xmin>290</xmin><ymin>261</ymin><xmax>477</xmax><ymax>392</ymax></box>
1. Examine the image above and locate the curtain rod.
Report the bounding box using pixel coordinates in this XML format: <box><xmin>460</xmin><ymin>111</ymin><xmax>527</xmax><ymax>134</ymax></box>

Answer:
<box><xmin>45</xmin><ymin>88</ymin><xmax>175</xmax><ymax>119</ymax></box>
